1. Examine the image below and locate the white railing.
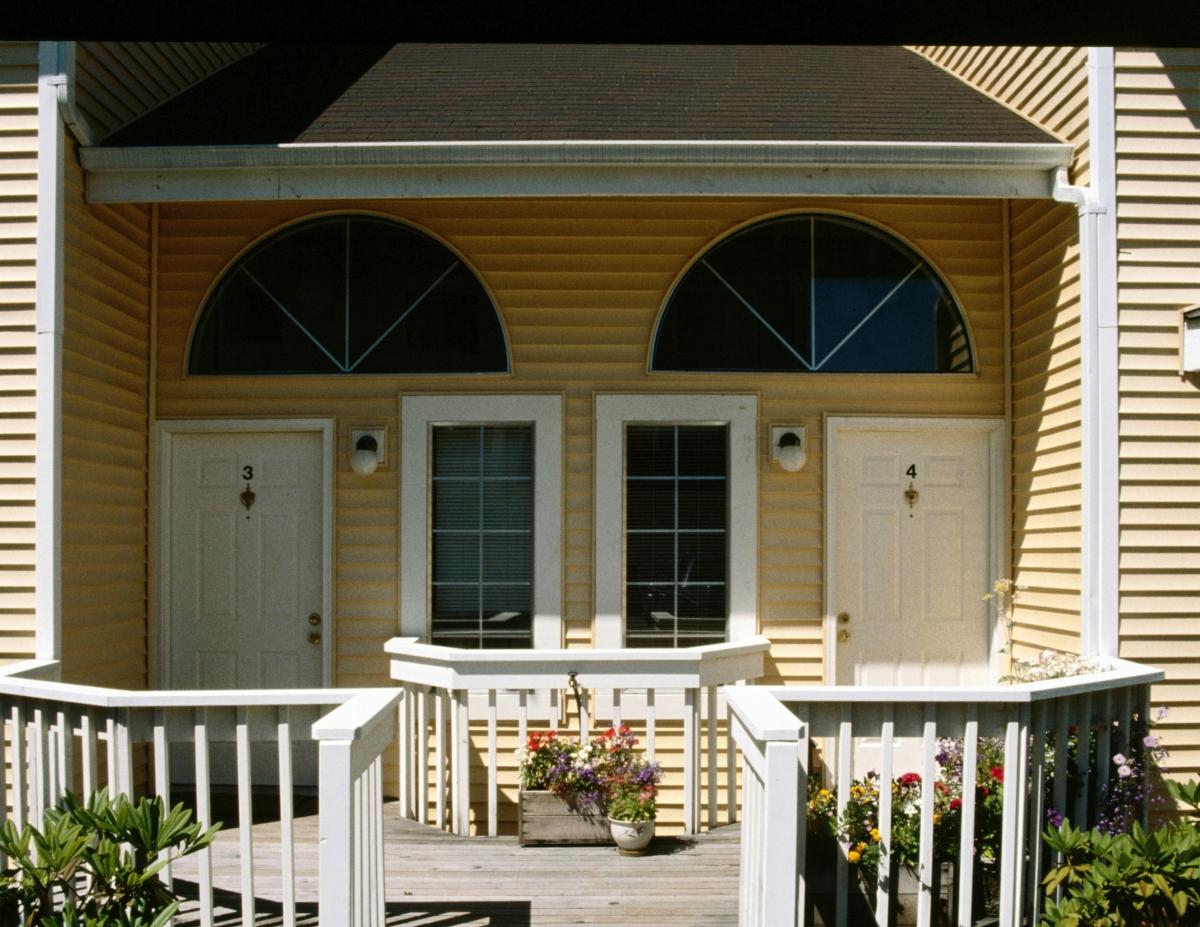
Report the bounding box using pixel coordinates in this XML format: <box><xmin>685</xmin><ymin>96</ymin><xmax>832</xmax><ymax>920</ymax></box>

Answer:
<box><xmin>727</xmin><ymin>658</ymin><xmax>1165</xmax><ymax>927</ymax></box>
<box><xmin>386</xmin><ymin>636</ymin><xmax>770</xmax><ymax>835</ymax></box>
<box><xmin>0</xmin><ymin>661</ymin><xmax>398</xmax><ymax>927</ymax></box>
<box><xmin>313</xmin><ymin>689</ymin><xmax>402</xmax><ymax>927</ymax></box>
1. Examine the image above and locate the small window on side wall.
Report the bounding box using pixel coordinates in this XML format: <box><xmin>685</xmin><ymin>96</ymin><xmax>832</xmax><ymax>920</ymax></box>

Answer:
<box><xmin>190</xmin><ymin>215</ymin><xmax>508</xmax><ymax>375</ymax></box>
<box><xmin>652</xmin><ymin>214</ymin><xmax>972</xmax><ymax>374</ymax></box>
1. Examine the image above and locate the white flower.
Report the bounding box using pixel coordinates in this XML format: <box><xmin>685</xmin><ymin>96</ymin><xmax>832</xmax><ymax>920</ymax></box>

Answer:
<box><xmin>1112</xmin><ymin>753</ymin><xmax>1126</xmax><ymax>766</ymax></box>
<box><xmin>1117</xmin><ymin>764</ymin><xmax>1132</xmax><ymax>778</ymax></box>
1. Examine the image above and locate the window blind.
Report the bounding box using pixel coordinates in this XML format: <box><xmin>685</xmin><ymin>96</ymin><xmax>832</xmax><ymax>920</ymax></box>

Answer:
<box><xmin>431</xmin><ymin>424</ymin><xmax>533</xmax><ymax>648</ymax></box>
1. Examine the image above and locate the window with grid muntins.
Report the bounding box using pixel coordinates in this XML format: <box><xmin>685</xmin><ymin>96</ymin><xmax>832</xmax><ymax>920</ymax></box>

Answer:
<box><xmin>431</xmin><ymin>424</ymin><xmax>532</xmax><ymax>648</ymax></box>
<box><xmin>625</xmin><ymin>424</ymin><xmax>728</xmax><ymax>647</ymax></box>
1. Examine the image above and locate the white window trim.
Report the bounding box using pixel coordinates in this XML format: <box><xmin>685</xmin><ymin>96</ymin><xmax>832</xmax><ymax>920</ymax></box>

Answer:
<box><xmin>400</xmin><ymin>394</ymin><xmax>563</xmax><ymax>648</ymax></box>
<box><xmin>594</xmin><ymin>394</ymin><xmax>758</xmax><ymax>649</ymax></box>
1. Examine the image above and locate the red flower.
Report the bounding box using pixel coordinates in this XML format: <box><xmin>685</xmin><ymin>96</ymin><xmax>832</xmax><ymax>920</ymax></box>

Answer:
<box><xmin>949</xmin><ymin>798</ymin><xmax>962</xmax><ymax>811</ymax></box>
<box><xmin>604</xmin><ymin>727</ymin><xmax>615</xmax><ymax>739</ymax></box>
<box><xmin>1068</xmin><ymin>724</ymin><xmax>1078</xmax><ymax>735</ymax></box>
<box><xmin>990</xmin><ymin>766</ymin><xmax>1004</xmax><ymax>783</ymax></box>
<box><xmin>978</xmin><ymin>786</ymin><xmax>990</xmax><ymax>798</ymax></box>
<box><xmin>898</xmin><ymin>772</ymin><xmax>921</xmax><ymax>787</ymax></box>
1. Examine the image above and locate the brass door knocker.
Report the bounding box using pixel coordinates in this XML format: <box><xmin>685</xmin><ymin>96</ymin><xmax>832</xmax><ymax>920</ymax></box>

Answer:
<box><xmin>904</xmin><ymin>481</ymin><xmax>919</xmax><ymax>509</ymax></box>
<box><xmin>240</xmin><ymin>483</ymin><xmax>256</xmax><ymax>511</ymax></box>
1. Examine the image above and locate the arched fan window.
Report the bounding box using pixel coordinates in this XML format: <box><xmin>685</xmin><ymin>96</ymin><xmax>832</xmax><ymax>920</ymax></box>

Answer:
<box><xmin>189</xmin><ymin>215</ymin><xmax>508</xmax><ymax>375</ymax></box>
<box><xmin>652</xmin><ymin>214</ymin><xmax>973</xmax><ymax>373</ymax></box>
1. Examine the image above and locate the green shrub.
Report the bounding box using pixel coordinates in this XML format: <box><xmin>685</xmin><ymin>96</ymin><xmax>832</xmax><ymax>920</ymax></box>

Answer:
<box><xmin>0</xmin><ymin>789</ymin><xmax>220</xmax><ymax>927</ymax></box>
<box><xmin>1040</xmin><ymin>818</ymin><xmax>1200</xmax><ymax>927</ymax></box>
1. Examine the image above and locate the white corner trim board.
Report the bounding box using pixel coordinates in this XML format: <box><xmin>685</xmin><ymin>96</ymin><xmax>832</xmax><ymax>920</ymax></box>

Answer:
<box><xmin>399</xmin><ymin>394</ymin><xmax>564</xmax><ymax>648</ymax></box>
<box><xmin>593</xmin><ymin>393</ymin><xmax>758</xmax><ymax>650</ymax></box>
<box><xmin>34</xmin><ymin>43</ymin><xmax>66</xmax><ymax>662</ymax></box>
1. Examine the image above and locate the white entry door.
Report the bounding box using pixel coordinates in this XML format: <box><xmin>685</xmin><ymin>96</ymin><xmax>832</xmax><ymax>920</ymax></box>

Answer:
<box><xmin>165</xmin><ymin>429</ymin><xmax>328</xmax><ymax>692</ymax></box>
<box><xmin>829</xmin><ymin>418</ymin><xmax>1002</xmax><ymax>688</ymax></box>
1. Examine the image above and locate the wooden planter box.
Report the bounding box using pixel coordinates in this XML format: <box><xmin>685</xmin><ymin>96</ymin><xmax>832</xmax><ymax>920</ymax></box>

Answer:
<box><xmin>518</xmin><ymin>790</ymin><xmax>612</xmax><ymax>846</ymax></box>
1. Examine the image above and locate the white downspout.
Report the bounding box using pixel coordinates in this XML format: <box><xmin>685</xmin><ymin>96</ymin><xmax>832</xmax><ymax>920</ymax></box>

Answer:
<box><xmin>1051</xmin><ymin>47</ymin><xmax>1119</xmax><ymax>658</ymax></box>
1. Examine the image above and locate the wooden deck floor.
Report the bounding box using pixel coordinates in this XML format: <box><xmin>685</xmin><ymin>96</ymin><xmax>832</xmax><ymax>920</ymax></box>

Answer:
<box><xmin>170</xmin><ymin>803</ymin><xmax>742</xmax><ymax>926</ymax></box>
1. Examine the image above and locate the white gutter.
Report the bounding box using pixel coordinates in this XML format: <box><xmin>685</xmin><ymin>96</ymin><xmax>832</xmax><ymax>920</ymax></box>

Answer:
<box><xmin>80</xmin><ymin>139</ymin><xmax>1073</xmax><ymax>202</ymax></box>
<box><xmin>1051</xmin><ymin>47</ymin><xmax>1119</xmax><ymax>659</ymax></box>
<box><xmin>42</xmin><ymin>42</ymin><xmax>95</xmax><ymax>147</ymax></box>
<box><xmin>34</xmin><ymin>43</ymin><xmax>66</xmax><ymax>663</ymax></box>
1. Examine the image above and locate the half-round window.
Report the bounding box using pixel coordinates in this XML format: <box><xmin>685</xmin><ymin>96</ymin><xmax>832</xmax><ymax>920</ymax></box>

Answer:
<box><xmin>189</xmin><ymin>215</ymin><xmax>508</xmax><ymax>375</ymax></box>
<box><xmin>652</xmin><ymin>214</ymin><xmax>972</xmax><ymax>373</ymax></box>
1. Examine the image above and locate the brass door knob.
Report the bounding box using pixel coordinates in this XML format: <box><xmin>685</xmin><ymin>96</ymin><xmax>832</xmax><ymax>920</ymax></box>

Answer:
<box><xmin>837</xmin><ymin>629</ymin><xmax>851</xmax><ymax>643</ymax></box>
<box><xmin>307</xmin><ymin>632</ymin><xmax>321</xmax><ymax>645</ymax></box>
<box><xmin>837</xmin><ymin>612</ymin><xmax>850</xmax><ymax>624</ymax></box>
<box><xmin>308</xmin><ymin>613</ymin><xmax>321</xmax><ymax>626</ymax></box>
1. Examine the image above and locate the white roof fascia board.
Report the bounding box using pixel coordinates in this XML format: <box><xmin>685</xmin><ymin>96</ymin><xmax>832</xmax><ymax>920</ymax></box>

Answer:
<box><xmin>81</xmin><ymin>140</ymin><xmax>1073</xmax><ymax>202</ymax></box>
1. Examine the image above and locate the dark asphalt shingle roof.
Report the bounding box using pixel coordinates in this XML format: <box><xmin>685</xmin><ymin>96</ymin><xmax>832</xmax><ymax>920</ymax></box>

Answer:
<box><xmin>104</xmin><ymin>44</ymin><xmax>1059</xmax><ymax>147</ymax></box>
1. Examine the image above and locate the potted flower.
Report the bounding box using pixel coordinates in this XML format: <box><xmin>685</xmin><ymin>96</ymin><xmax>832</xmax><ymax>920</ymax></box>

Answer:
<box><xmin>599</xmin><ymin>725</ymin><xmax>663</xmax><ymax>855</ymax></box>
<box><xmin>515</xmin><ymin>724</ymin><xmax>662</xmax><ymax>850</ymax></box>
<box><xmin>516</xmin><ymin>729</ymin><xmax>610</xmax><ymax>845</ymax></box>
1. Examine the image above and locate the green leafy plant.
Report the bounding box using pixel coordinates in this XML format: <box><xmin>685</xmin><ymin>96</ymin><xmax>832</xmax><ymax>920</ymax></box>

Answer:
<box><xmin>0</xmin><ymin>789</ymin><xmax>220</xmax><ymax>927</ymax></box>
<box><xmin>1040</xmin><ymin>818</ymin><xmax>1200</xmax><ymax>927</ymax></box>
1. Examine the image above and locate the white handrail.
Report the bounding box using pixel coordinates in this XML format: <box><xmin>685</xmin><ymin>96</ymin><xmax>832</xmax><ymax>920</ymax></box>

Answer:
<box><xmin>388</xmin><ymin>636</ymin><xmax>770</xmax><ymax>836</ymax></box>
<box><xmin>0</xmin><ymin>662</ymin><xmax>400</xmax><ymax>927</ymax></box>
<box><xmin>726</xmin><ymin>658</ymin><xmax>1166</xmax><ymax>927</ymax></box>
<box><xmin>315</xmin><ymin>689</ymin><xmax>401</xmax><ymax>927</ymax></box>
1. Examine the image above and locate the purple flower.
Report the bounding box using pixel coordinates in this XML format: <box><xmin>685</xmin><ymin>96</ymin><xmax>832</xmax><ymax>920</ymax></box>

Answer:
<box><xmin>1046</xmin><ymin>807</ymin><xmax>1064</xmax><ymax>828</ymax></box>
<box><xmin>1143</xmin><ymin>735</ymin><xmax>1159</xmax><ymax>749</ymax></box>
<box><xmin>1117</xmin><ymin>764</ymin><xmax>1133</xmax><ymax>778</ymax></box>
<box><xmin>1112</xmin><ymin>753</ymin><xmax>1127</xmax><ymax>766</ymax></box>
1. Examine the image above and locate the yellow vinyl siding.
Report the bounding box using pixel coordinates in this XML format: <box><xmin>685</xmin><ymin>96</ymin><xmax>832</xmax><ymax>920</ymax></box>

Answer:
<box><xmin>74</xmin><ymin>42</ymin><xmax>262</xmax><ymax>141</ymax></box>
<box><xmin>155</xmin><ymin>197</ymin><xmax>1007</xmax><ymax>693</ymax></box>
<box><xmin>60</xmin><ymin>136</ymin><xmax>150</xmax><ymax>687</ymax></box>
<box><xmin>0</xmin><ymin>43</ymin><xmax>38</xmax><ymax>662</ymax></box>
<box><xmin>912</xmin><ymin>46</ymin><xmax>1091</xmax><ymax>185</ymax></box>
<box><xmin>1115</xmin><ymin>48</ymin><xmax>1200</xmax><ymax>775</ymax></box>
<box><xmin>913</xmin><ymin>46</ymin><xmax>1092</xmax><ymax>656</ymax></box>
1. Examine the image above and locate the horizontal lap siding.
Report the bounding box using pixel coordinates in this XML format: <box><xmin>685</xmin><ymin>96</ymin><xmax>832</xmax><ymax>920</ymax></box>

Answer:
<box><xmin>1115</xmin><ymin>48</ymin><xmax>1200</xmax><ymax>774</ymax></box>
<box><xmin>75</xmin><ymin>42</ymin><xmax>262</xmax><ymax>141</ymax></box>
<box><xmin>1009</xmin><ymin>200</ymin><xmax>1082</xmax><ymax>655</ymax></box>
<box><xmin>913</xmin><ymin>46</ymin><xmax>1090</xmax><ymax>657</ymax></box>
<box><xmin>0</xmin><ymin>44</ymin><xmax>38</xmax><ymax>662</ymax></box>
<box><xmin>156</xmin><ymin>197</ymin><xmax>1005</xmax><ymax>694</ymax></box>
<box><xmin>912</xmin><ymin>46</ymin><xmax>1091</xmax><ymax>184</ymax></box>
<box><xmin>61</xmin><ymin>138</ymin><xmax>150</xmax><ymax>686</ymax></box>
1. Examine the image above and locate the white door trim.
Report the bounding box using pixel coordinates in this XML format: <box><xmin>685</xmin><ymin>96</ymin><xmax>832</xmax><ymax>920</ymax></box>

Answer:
<box><xmin>155</xmin><ymin>418</ymin><xmax>336</xmax><ymax>688</ymax></box>
<box><xmin>823</xmin><ymin>415</ymin><xmax>1007</xmax><ymax>684</ymax></box>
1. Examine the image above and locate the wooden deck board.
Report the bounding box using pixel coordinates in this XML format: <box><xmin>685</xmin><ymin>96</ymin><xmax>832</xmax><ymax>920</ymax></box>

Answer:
<box><xmin>170</xmin><ymin>802</ymin><xmax>741</xmax><ymax>926</ymax></box>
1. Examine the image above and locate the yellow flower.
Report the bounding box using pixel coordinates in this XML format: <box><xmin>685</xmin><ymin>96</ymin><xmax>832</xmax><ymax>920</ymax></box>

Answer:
<box><xmin>933</xmin><ymin>813</ymin><xmax>942</xmax><ymax>825</ymax></box>
<box><xmin>856</xmin><ymin>841</ymin><xmax>867</xmax><ymax>852</ymax></box>
<box><xmin>848</xmin><ymin>850</ymin><xmax>861</xmax><ymax>864</ymax></box>
<box><xmin>870</xmin><ymin>828</ymin><xmax>881</xmax><ymax>842</ymax></box>
<box><xmin>819</xmin><ymin>788</ymin><xmax>830</xmax><ymax>798</ymax></box>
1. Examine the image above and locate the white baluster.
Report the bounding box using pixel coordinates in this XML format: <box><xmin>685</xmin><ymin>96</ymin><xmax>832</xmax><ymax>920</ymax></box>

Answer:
<box><xmin>487</xmin><ymin>689</ymin><xmax>498</xmax><ymax>837</ymax></box>
<box><xmin>434</xmin><ymin>690</ymin><xmax>446</xmax><ymax>831</ymax></box>
<box><xmin>236</xmin><ymin>707</ymin><xmax>255</xmax><ymax>925</ymax></box>
<box><xmin>645</xmin><ymin>688</ymin><xmax>656</xmax><ymax>762</ymax></box>
<box><xmin>916</xmin><ymin>706</ymin><xmax>937</xmax><ymax>927</ymax></box>
<box><xmin>153</xmin><ymin>710</ymin><xmax>172</xmax><ymax>892</ymax></box>
<box><xmin>706</xmin><ymin>685</ymin><xmax>718</xmax><ymax>830</ymax></box>
<box><xmin>876</xmin><ymin>706</ymin><xmax>895</xmax><ymax>927</ymax></box>
<box><xmin>194</xmin><ymin>708</ymin><xmax>214</xmax><ymax>927</ymax></box>
<box><xmin>278</xmin><ymin>707</ymin><xmax>296</xmax><ymax>927</ymax></box>
<box><xmin>835</xmin><ymin>705</ymin><xmax>852</xmax><ymax>927</ymax></box>
<box><xmin>957</xmin><ymin>707</ymin><xmax>978</xmax><ymax>927</ymax></box>
<box><xmin>998</xmin><ymin>712</ymin><xmax>1022</xmax><ymax>927</ymax></box>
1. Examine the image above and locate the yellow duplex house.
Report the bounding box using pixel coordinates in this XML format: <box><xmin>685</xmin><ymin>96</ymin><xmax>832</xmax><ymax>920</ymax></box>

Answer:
<box><xmin>0</xmin><ymin>41</ymin><xmax>1195</xmax><ymax>925</ymax></box>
